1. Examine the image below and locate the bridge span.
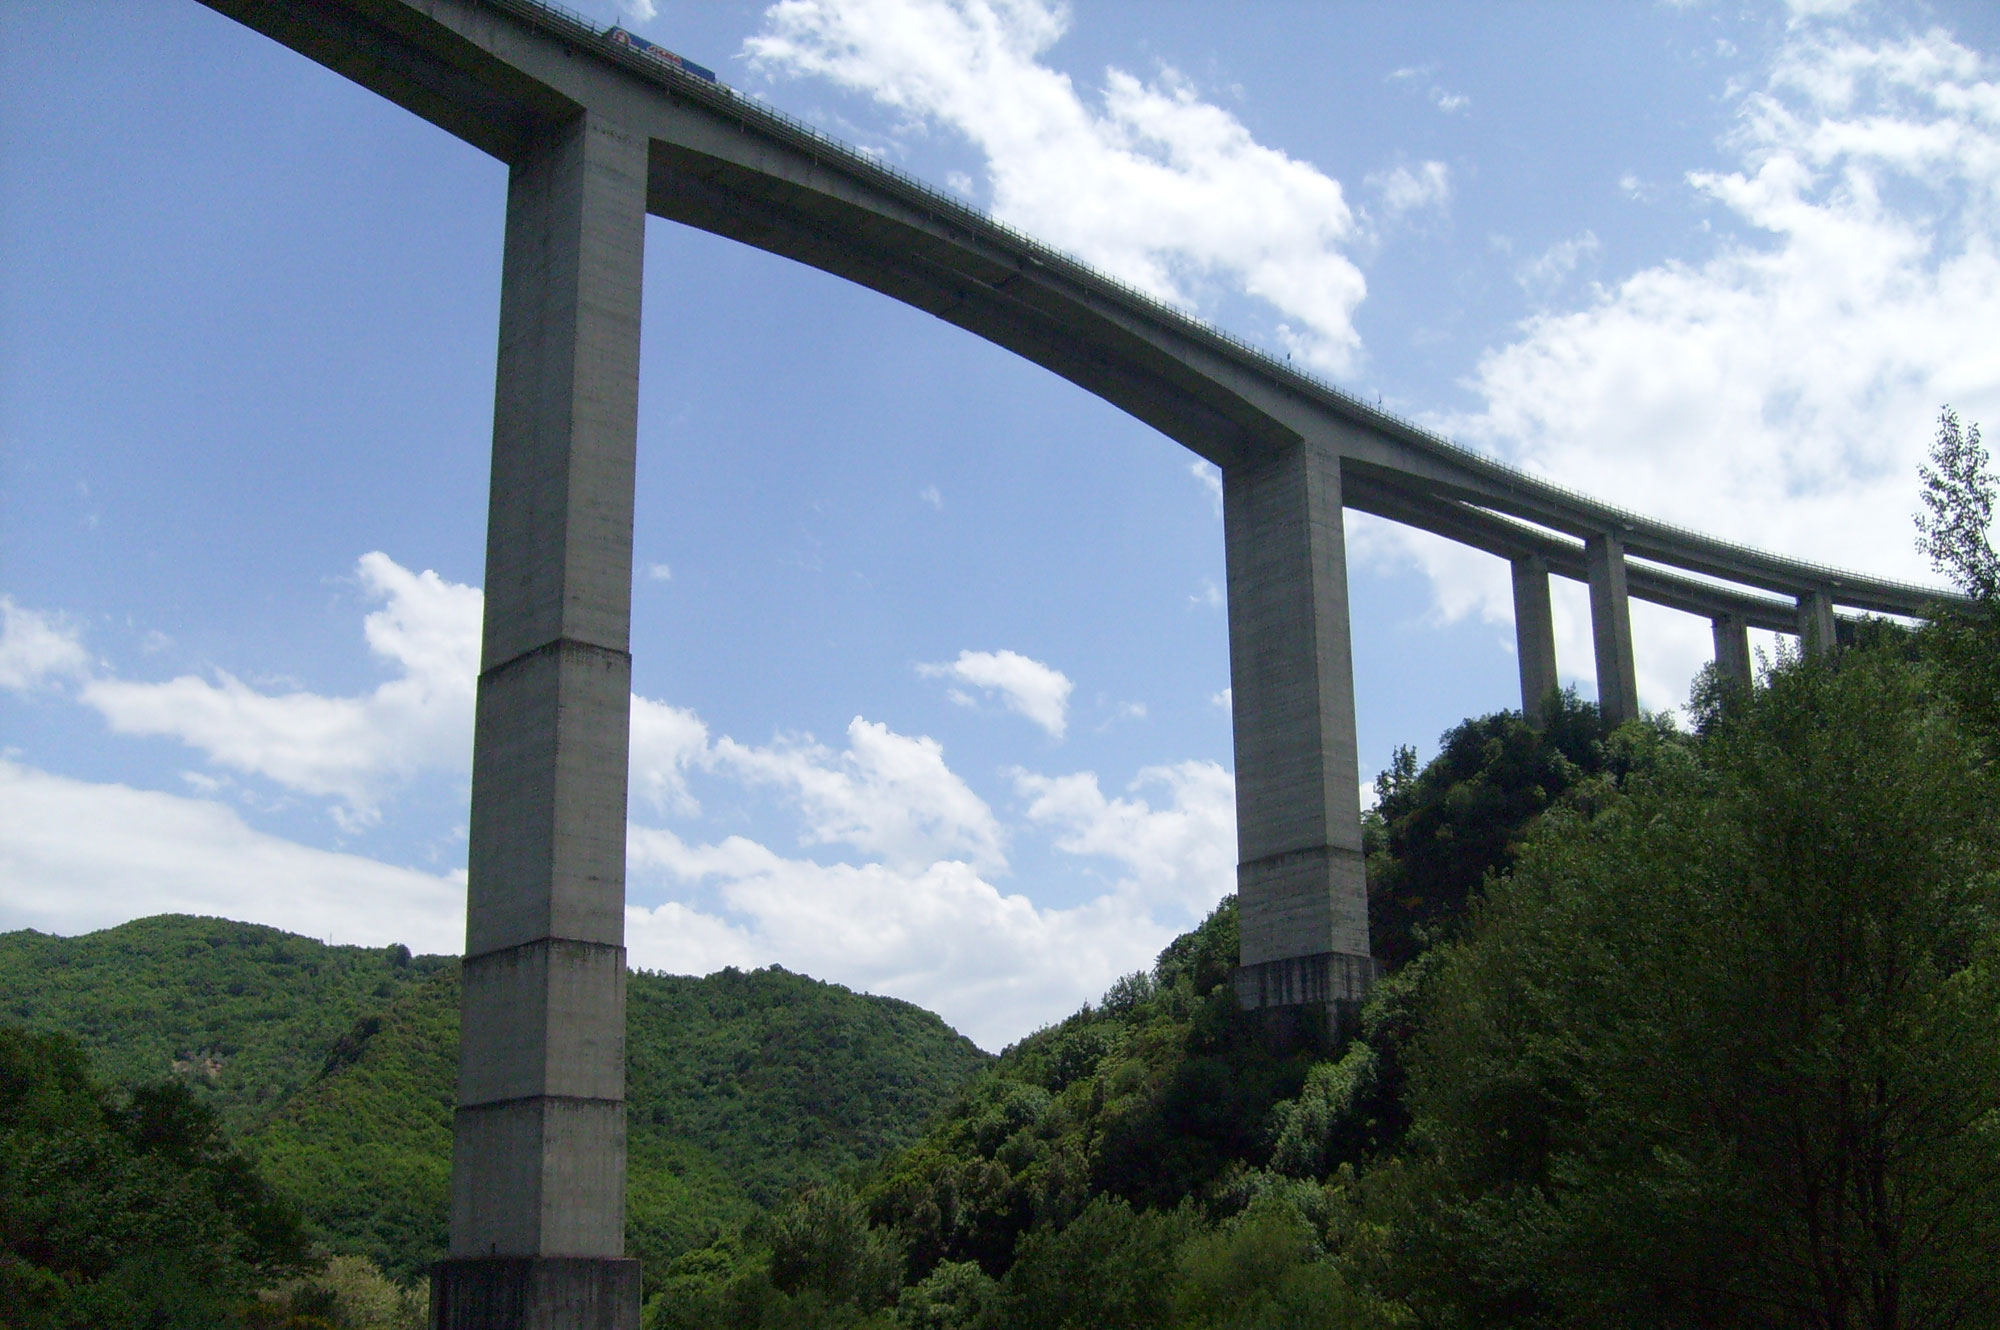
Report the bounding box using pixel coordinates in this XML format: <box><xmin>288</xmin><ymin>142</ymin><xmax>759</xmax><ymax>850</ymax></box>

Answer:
<box><xmin>196</xmin><ymin>1</ymin><xmax>1963</xmax><ymax>1324</ymax></box>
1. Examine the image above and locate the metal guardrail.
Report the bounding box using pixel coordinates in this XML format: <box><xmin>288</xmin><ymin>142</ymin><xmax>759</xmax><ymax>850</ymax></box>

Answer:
<box><xmin>483</xmin><ymin>0</ymin><xmax>1967</xmax><ymax>614</ymax></box>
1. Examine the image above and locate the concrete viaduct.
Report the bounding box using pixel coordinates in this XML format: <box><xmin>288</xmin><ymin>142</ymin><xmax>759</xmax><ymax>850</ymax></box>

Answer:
<box><xmin>195</xmin><ymin>0</ymin><xmax>1960</xmax><ymax>1324</ymax></box>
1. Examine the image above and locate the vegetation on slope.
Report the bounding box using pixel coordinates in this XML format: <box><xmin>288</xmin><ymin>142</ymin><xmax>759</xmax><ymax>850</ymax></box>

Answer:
<box><xmin>0</xmin><ymin>1026</ymin><xmax>313</xmax><ymax>1329</ymax></box>
<box><xmin>0</xmin><ymin>915</ymin><xmax>449</xmax><ymax>1134</ymax></box>
<box><xmin>219</xmin><ymin>956</ymin><xmax>986</xmax><ymax>1290</ymax></box>
<box><xmin>639</xmin><ymin>606</ymin><xmax>2000</xmax><ymax>1327</ymax></box>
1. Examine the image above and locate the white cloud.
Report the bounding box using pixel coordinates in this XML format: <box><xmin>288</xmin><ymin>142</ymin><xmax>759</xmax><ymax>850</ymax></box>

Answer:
<box><xmin>1374</xmin><ymin>20</ymin><xmax>2000</xmax><ymax>713</ymax></box>
<box><xmin>10</xmin><ymin>560</ymin><xmax>1236</xmax><ymax>1050</ymax></box>
<box><xmin>0</xmin><ymin>758</ymin><xmax>465</xmax><ymax>953</ymax></box>
<box><xmin>627</xmin><ymin>823</ymin><xmax>1173</xmax><ymax>1049</ymax></box>
<box><xmin>1013</xmin><ymin>759</ymin><xmax>1236</xmax><ymax>917</ymax></box>
<box><xmin>1189</xmin><ymin>458</ymin><xmax>1223</xmax><ymax>516</ymax></box>
<box><xmin>1368</xmin><ymin>160</ymin><xmax>1452</xmax><ymax>218</ymax></box>
<box><xmin>714</xmin><ymin>716</ymin><xmax>1007</xmax><ymax>871</ymax></box>
<box><xmin>747</xmin><ymin>0</ymin><xmax>1369</xmax><ymax>372</ymax></box>
<box><xmin>1211</xmin><ymin>687</ymin><xmax>1231</xmax><ymax>710</ymax></box>
<box><xmin>630</xmin><ymin>695</ymin><xmax>709</xmax><ymax>816</ymax></box>
<box><xmin>1787</xmin><ymin>0</ymin><xmax>1860</xmax><ymax>20</ymax></box>
<box><xmin>645</xmin><ymin>562</ymin><xmax>673</xmax><ymax>581</ymax></box>
<box><xmin>0</xmin><ymin>598</ymin><xmax>89</xmax><ymax>691</ymax></box>
<box><xmin>917</xmin><ymin>647</ymin><xmax>1073</xmax><ymax>738</ymax></box>
<box><xmin>1514</xmin><ymin>229</ymin><xmax>1600</xmax><ymax>296</ymax></box>
<box><xmin>919</xmin><ymin>483</ymin><xmax>944</xmax><ymax>509</ymax></box>
<box><xmin>1386</xmin><ymin>65</ymin><xmax>1469</xmax><ymax>115</ymax></box>
<box><xmin>1189</xmin><ymin>578</ymin><xmax>1223</xmax><ymax>610</ymax></box>
<box><xmin>78</xmin><ymin>553</ymin><xmax>481</xmax><ymax>828</ymax></box>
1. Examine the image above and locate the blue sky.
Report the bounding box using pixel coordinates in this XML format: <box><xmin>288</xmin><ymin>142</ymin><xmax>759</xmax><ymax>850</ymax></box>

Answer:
<box><xmin>4</xmin><ymin>0</ymin><xmax>1997</xmax><ymax>1048</ymax></box>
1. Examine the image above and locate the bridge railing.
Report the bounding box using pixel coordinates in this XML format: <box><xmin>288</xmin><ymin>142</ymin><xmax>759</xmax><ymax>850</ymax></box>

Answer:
<box><xmin>482</xmin><ymin>0</ymin><xmax>1962</xmax><ymax>614</ymax></box>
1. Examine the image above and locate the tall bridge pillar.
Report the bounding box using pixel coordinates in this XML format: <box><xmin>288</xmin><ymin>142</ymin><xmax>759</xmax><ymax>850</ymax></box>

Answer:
<box><xmin>1223</xmin><ymin>444</ymin><xmax>1374</xmax><ymax>1027</ymax></box>
<box><xmin>436</xmin><ymin>109</ymin><xmax>647</xmax><ymax>1330</ymax></box>
<box><xmin>1798</xmin><ymin>588</ymin><xmax>1837</xmax><ymax>657</ymax></box>
<box><xmin>1510</xmin><ymin>554</ymin><xmax>1559</xmax><ymax>727</ymax></box>
<box><xmin>1586</xmin><ymin>532</ymin><xmax>1640</xmax><ymax>727</ymax></box>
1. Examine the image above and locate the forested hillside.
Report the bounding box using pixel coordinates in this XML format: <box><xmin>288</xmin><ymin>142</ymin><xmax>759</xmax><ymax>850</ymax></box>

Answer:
<box><xmin>640</xmin><ymin>623</ymin><xmax>2000</xmax><ymax>1328</ymax></box>
<box><xmin>0</xmin><ymin>915</ymin><xmax>450</xmax><ymax>1133</ymax></box>
<box><xmin>247</xmin><ymin>960</ymin><xmax>990</xmax><ymax>1285</ymax></box>
<box><xmin>1</xmin><ymin>916</ymin><xmax>989</xmax><ymax>1305</ymax></box>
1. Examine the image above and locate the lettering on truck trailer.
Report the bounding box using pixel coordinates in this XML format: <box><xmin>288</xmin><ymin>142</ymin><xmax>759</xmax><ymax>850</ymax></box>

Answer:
<box><xmin>606</xmin><ymin>27</ymin><xmax>719</xmax><ymax>84</ymax></box>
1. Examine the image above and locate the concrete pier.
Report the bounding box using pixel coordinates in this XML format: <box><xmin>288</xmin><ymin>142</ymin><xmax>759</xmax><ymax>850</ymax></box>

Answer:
<box><xmin>434</xmin><ymin>108</ymin><xmax>647</xmax><ymax>1330</ymax></box>
<box><xmin>1585</xmin><ymin>532</ymin><xmax>1640</xmax><ymax>728</ymax></box>
<box><xmin>1223</xmin><ymin>443</ymin><xmax>1374</xmax><ymax>1023</ymax></box>
<box><xmin>1798</xmin><ymin>588</ymin><xmax>1837</xmax><ymax>657</ymax></box>
<box><xmin>1711</xmin><ymin>613</ymin><xmax>1753</xmax><ymax>692</ymax></box>
<box><xmin>1510</xmin><ymin>554</ymin><xmax>1559</xmax><ymax>727</ymax></box>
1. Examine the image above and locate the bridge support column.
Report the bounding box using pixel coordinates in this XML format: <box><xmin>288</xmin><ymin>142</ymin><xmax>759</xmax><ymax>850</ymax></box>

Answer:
<box><xmin>1223</xmin><ymin>444</ymin><xmax>1374</xmax><ymax>1029</ymax></box>
<box><xmin>434</xmin><ymin>109</ymin><xmax>647</xmax><ymax>1330</ymax></box>
<box><xmin>1798</xmin><ymin>588</ymin><xmax>1837</xmax><ymax>657</ymax></box>
<box><xmin>1511</xmin><ymin>554</ymin><xmax>1559</xmax><ymax>727</ymax></box>
<box><xmin>1711</xmin><ymin>613</ymin><xmax>1753</xmax><ymax>692</ymax></box>
<box><xmin>1586</xmin><ymin>532</ymin><xmax>1640</xmax><ymax>727</ymax></box>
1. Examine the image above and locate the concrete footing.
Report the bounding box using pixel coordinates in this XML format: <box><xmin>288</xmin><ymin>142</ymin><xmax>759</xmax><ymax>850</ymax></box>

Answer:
<box><xmin>432</xmin><ymin>1258</ymin><xmax>641</xmax><ymax>1330</ymax></box>
<box><xmin>1232</xmin><ymin>950</ymin><xmax>1377</xmax><ymax>1009</ymax></box>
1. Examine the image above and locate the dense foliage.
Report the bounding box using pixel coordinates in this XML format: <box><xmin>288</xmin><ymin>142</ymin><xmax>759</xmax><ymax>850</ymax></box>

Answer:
<box><xmin>1365</xmin><ymin>689</ymin><xmax>1614</xmax><ymax>970</ymax></box>
<box><xmin>252</xmin><ymin>959</ymin><xmax>986</xmax><ymax>1288</ymax></box>
<box><xmin>640</xmin><ymin>629</ymin><xmax>2000</xmax><ymax>1327</ymax></box>
<box><xmin>1377</xmin><ymin>649</ymin><xmax>2000</xmax><ymax>1326</ymax></box>
<box><xmin>7</xmin><ymin>919</ymin><xmax>988</xmax><ymax>1298</ymax></box>
<box><xmin>0</xmin><ymin>915</ymin><xmax>449</xmax><ymax>1134</ymax></box>
<box><xmin>0</xmin><ymin>1026</ymin><xmax>313</xmax><ymax>1328</ymax></box>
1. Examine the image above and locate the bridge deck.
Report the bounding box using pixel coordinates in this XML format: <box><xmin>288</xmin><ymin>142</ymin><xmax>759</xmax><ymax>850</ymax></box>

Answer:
<box><xmin>200</xmin><ymin>0</ymin><xmax>1961</xmax><ymax>623</ymax></box>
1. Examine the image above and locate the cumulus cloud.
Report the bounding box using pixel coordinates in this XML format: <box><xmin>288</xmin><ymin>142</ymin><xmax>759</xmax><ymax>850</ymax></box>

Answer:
<box><xmin>1368</xmin><ymin>160</ymin><xmax>1452</xmax><ymax>219</ymax></box>
<box><xmin>78</xmin><ymin>553</ymin><xmax>481</xmax><ymax>828</ymax></box>
<box><xmin>0</xmin><ymin>758</ymin><xmax>465</xmax><ymax>952</ymax></box>
<box><xmin>747</xmin><ymin>0</ymin><xmax>1369</xmax><ymax>371</ymax></box>
<box><xmin>1375</xmin><ymin>17</ymin><xmax>2000</xmax><ymax>712</ymax></box>
<box><xmin>630</xmin><ymin>695</ymin><xmax>710</xmax><ymax>816</ymax></box>
<box><xmin>714</xmin><ymin>717</ymin><xmax>1007</xmax><ymax>871</ymax></box>
<box><xmin>627</xmin><ymin>824</ymin><xmax>1172</xmax><ymax>1049</ymax></box>
<box><xmin>0</xmin><ymin>598</ymin><xmax>89</xmax><ymax>692</ymax></box>
<box><xmin>918</xmin><ymin>647</ymin><xmax>1073</xmax><ymax>738</ymax></box>
<box><xmin>10</xmin><ymin>552</ymin><xmax>1252</xmax><ymax>1049</ymax></box>
<box><xmin>1514</xmin><ymin>229</ymin><xmax>1601</xmax><ymax>297</ymax></box>
<box><xmin>1189</xmin><ymin>459</ymin><xmax>1223</xmax><ymax>516</ymax></box>
<box><xmin>1012</xmin><ymin>759</ymin><xmax>1236</xmax><ymax>916</ymax></box>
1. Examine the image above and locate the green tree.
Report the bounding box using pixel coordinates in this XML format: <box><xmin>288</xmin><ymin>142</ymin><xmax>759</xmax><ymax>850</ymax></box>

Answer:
<box><xmin>992</xmin><ymin>1197</ymin><xmax>1192</xmax><ymax>1330</ymax></box>
<box><xmin>0</xmin><ymin>1026</ymin><xmax>314</xmax><ymax>1329</ymax></box>
<box><xmin>1915</xmin><ymin>406</ymin><xmax>2000</xmax><ymax>753</ymax></box>
<box><xmin>768</xmin><ymin>1183</ymin><xmax>905</xmax><ymax>1312</ymax></box>
<box><xmin>1388</xmin><ymin>647</ymin><xmax>2000</xmax><ymax>1327</ymax></box>
<box><xmin>1916</xmin><ymin>406</ymin><xmax>1997</xmax><ymax>601</ymax></box>
<box><xmin>1366</xmin><ymin>693</ymin><xmax>1608</xmax><ymax>970</ymax></box>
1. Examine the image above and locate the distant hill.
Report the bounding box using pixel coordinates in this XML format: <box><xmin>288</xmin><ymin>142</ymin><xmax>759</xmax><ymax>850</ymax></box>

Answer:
<box><xmin>0</xmin><ymin>915</ymin><xmax>990</xmax><ymax>1287</ymax></box>
<box><xmin>0</xmin><ymin>914</ymin><xmax>450</xmax><ymax>1134</ymax></box>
